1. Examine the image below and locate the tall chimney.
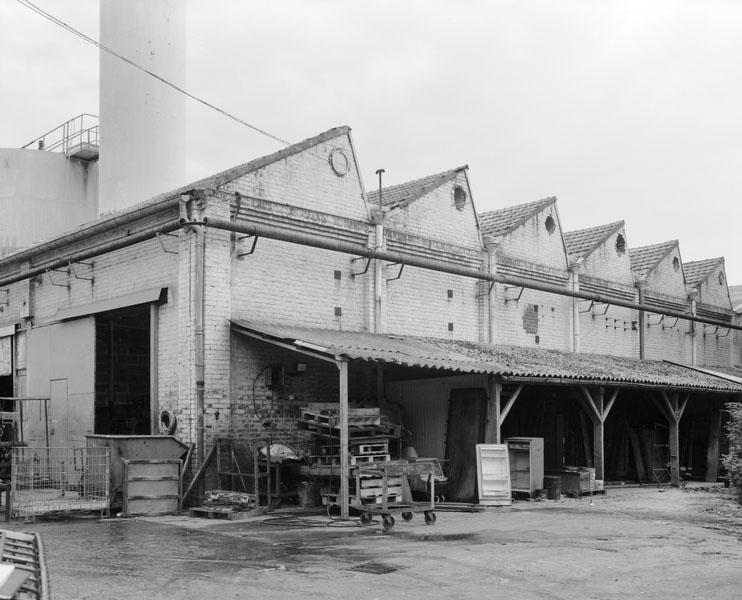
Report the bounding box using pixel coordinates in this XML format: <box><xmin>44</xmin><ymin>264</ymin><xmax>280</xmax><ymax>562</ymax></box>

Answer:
<box><xmin>99</xmin><ymin>0</ymin><xmax>186</xmax><ymax>214</ymax></box>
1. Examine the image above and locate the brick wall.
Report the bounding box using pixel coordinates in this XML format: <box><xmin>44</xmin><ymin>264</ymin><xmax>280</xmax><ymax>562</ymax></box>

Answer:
<box><xmin>221</xmin><ymin>132</ymin><xmax>368</xmax><ymax>221</ymax></box>
<box><xmin>581</xmin><ymin>229</ymin><xmax>634</xmax><ymax>285</ymax></box>
<box><xmin>384</xmin><ymin>266</ymin><xmax>481</xmax><ymax>340</ymax></box>
<box><xmin>383</xmin><ymin>172</ymin><xmax>481</xmax><ymax>249</ymax></box>
<box><xmin>495</xmin><ymin>203</ymin><xmax>567</xmax><ymax>270</ymax></box>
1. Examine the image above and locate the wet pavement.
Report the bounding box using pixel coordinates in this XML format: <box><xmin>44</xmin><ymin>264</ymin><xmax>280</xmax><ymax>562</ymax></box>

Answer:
<box><xmin>14</xmin><ymin>486</ymin><xmax>742</xmax><ymax>599</ymax></box>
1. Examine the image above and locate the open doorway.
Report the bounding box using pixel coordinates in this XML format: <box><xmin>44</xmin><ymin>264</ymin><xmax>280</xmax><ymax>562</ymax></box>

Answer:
<box><xmin>95</xmin><ymin>304</ymin><xmax>151</xmax><ymax>435</ymax></box>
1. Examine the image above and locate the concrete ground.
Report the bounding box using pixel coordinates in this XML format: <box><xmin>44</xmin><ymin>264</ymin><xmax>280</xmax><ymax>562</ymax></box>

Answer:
<box><xmin>13</xmin><ymin>483</ymin><xmax>742</xmax><ymax>600</ymax></box>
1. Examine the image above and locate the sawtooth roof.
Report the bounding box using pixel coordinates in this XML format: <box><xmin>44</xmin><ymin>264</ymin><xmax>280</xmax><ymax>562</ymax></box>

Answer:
<box><xmin>629</xmin><ymin>240</ymin><xmax>679</xmax><ymax>281</ymax></box>
<box><xmin>684</xmin><ymin>258</ymin><xmax>723</xmax><ymax>288</ymax></box>
<box><xmin>366</xmin><ymin>167</ymin><xmax>468</xmax><ymax>209</ymax></box>
<box><xmin>563</xmin><ymin>221</ymin><xmax>625</xmax><ymax>262</ymax></box>
<box><xmin>478</xmin><ymin>197</ymin><xmax>556</xmax><ymax>239</ymax></box>
<box><xmin>232</xmin><ymin>320</ymin><xmax>742</xmax><ymax>392</ymax></box>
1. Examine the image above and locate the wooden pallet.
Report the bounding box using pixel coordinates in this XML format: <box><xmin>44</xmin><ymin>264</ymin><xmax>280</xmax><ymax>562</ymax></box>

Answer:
<box><xmin>321</xmin><ymin>493</ymin><xmax>401</xmax><ymax>506</ymax></box>
<box><xmin>350</xmin><ymin>454</ymin><xmax>390</xmax><ymax>465</ymax></box>
<box><xmin>188</xmin><ymin>505</ymin><xmax>265</xmax><ymax>520</ymax></box>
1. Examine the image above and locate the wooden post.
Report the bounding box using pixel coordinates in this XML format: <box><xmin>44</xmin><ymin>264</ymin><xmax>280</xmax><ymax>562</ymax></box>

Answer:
<box><xmin>578</xmin><ymin>386</ymin><xmax>618</xmax><ymax>482</ymax></box>
<box><xmin>338</xmin><ymin>360</ymin><xmax>350</xmax><ymax>520</ymax></box>
<box><xmin>593</xmin><ymin>388</ymin><xmax>605</xmax><ymax>481</ymax></box>
<box><xmin>705</xmin><ymin>399</ymin><xmax>721</xmax><ymax>483</ymax></box>
<box><xmin>658</xmin><ymin>391</ymin><xmax>688</xmax><ymax>487</ymax></box>
<box><xmin>485</xmin><ymin>376</ymin><xmax>502</xmax><ymax>444</ymax></box>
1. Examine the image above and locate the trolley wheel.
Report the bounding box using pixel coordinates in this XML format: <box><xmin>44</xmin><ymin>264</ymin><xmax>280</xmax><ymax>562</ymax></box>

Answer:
<box><xmin>382</xmin><ymin>515</ymin><xmax>395</xmax><ymax>531</ymax></box>
<box><xmin>424</xmin><ymin>511</ymin><xmax>437</xmax><ymax>526</ymax></box>
<box><xmin>401</xmin><ymin>511</ymin><xmax>413</xmax><ymax>522</ymax></box>
<box><xmin>359</xmin><ymin>512</ymin><xmax>373</xmax><ymax>525</ymax></box>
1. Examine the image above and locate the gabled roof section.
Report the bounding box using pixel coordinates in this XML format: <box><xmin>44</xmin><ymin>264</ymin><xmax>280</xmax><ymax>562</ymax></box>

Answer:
<box><xmin>563</xmin><ymin>221</ymin><xmax>625</xmax><ymax>262</ymax></box>
<box><xmin>189</xmin><ymin>126</ymin><xmax>351</xmax><ymax>190</ymax></box>
<box><xmin>478</xmin><ymin>197</ymin><xmax>556</xmax><ymax>239</ymax></box>
<box><xmin>367</xmin><ymin>166</ymin><xmax>468</xmax><ymax>210</ymax></box>
<box><xmin>684</xmin><ymin>257</ymin><xmax>724</xmax><ymax>288</ymax></box>
<box><xmin>629</xmin><ymin>240</ymin><xmax>679</xmax><ymax>281</ymax></box>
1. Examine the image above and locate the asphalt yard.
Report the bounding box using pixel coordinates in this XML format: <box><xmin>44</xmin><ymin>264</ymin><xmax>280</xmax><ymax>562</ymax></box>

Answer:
<box><xmin>14</xmin><ymin>483</ymin><xmax>742</xmax><ymax>600</ymax></box>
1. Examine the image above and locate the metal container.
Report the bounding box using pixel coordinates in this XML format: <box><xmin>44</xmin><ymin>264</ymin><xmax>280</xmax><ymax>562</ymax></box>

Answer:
<box><xmin>86</xmin><ymin>435</ymin><xmax>188</xmax><ymax>508</ymax></box>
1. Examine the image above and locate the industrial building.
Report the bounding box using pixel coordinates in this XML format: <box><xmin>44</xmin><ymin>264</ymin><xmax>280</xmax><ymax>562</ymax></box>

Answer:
<box><xmin>1</xmin><ymin>1</ymin><xmax>740</xmax><ymax>521</ymax></box>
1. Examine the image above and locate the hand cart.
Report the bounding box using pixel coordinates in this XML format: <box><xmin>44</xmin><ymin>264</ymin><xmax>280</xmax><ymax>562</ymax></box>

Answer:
<box><xmin>352</xmin><ymin>460</ymin><xmax>437</xmax><ymax>531</ymax></box>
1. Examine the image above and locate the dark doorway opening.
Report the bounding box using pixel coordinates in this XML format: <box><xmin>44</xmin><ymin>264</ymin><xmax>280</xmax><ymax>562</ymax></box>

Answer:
<box><xmin>95</xmin><ymin>305</ymin><xmax>151</xmax><ymax>435</ymax></box>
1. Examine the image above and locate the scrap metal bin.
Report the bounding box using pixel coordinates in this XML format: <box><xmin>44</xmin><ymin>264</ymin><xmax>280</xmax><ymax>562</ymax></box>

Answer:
<box><xmin>86</xmin><ymin>435</ymin><xmax>188</xmax><ymax>509</ymax></box>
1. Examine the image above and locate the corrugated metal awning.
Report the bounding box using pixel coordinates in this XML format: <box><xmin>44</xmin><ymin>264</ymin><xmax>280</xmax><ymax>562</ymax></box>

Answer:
<box><xmin>231</xmin><ymin>320</ymin><xmax>742</xmax><ymax>393</ymax></box>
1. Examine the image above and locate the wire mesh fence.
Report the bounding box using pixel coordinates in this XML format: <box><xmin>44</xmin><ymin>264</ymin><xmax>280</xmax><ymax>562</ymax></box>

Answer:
<box><xmin>11</xmin><ymin>447</ymin><xmax>110</xmax><ymax>521</ymax></box>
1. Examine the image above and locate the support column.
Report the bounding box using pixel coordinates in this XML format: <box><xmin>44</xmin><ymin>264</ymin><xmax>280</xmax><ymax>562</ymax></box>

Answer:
<box><xmin>656</xmin><ymin>391</ymin><xmax>689</xmax><ymax>487</ymax></box>
<box><xmin>485</xmin><ymin>375</ymin><xmax>502</xmax><ymax>444</ymax></box>
<box><xmin>338</xmin><ymin>360</ymin><xmax>350</xmax><ymax>520</ymax></box>
<box><xmin>579</xmin><ymin>386</ymin><xmax>619</xmax><ymax>481</ymax></box>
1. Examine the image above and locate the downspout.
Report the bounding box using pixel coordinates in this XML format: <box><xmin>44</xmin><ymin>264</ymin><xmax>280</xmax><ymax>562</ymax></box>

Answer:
<box><xmin>568</xmin><ymin>259</ymin><xmax>583</xmax><ymax>353</ymax></box>
<box><xmin>194</xmin><ymin>225</ymin><xmax>206</xmax><ymax>468</ymax></box>
<box><xmin>374</xmin><ymin>169</ymin><xmax>385</xmax><ymax>333</ymax></box>
<box><xmin>689</xmin><ymin>290</ymin><xmax>698</xmax><ymax>366</ymax></box>
<box><xmin>482</xmin><ymin>235</ymin><xmax>498</xmax><ymax>344</ymax></box>
<box><xmin>636</xmin><ymin>280</ymin><xmax>646</xmax><ymax>359</ymax></box>
<box><xmin>180</xmin><ymin>193</ymin><xmax>207</xmax><ymax>469</ymax></box>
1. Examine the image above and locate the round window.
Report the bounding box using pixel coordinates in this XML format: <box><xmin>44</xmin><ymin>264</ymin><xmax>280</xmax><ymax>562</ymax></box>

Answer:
<box><xmin>672</xmin><ymin>257</ymin><xmax>680</xmax><ymax>272</ymax></box>
<box><xmin>453</xmin><ymin>186</ymin><xmax>467</xmax><ymax>211</ymax></box>
<box><xmin>615</xmin><ymin>234</ymin><xmax>626</xmax><ymax>256</ymax></box>
<box><xmin>329</xmin><ymin>148</ymin><xmax>350</xmax><ymax>176</ymax></box>
<box><xmin>545</xmin><ymin>215</ymin><xmax>556</xmax><ymax>235</ymax></box>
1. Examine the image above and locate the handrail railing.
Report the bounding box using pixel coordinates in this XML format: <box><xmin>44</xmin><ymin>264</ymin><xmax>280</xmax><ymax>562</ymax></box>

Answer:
<box><xmin>22</xmin><ymin>113</ymin><xmax>99</xmax><ymax>156</ymax></box>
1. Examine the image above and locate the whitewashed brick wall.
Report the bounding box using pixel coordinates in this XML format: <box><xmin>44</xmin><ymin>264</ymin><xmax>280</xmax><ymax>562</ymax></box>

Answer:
<box><xmin>383</xmin><ymin>172</ymin><xmax>481</xmax><ymax>249</ymax></box>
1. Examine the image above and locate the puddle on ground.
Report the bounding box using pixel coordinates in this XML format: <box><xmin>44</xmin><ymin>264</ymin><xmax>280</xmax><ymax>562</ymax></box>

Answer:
<box><xmin>395</xmin><ymin>532</ymin><xmax>481</xmax><ymax>543</ymax></box>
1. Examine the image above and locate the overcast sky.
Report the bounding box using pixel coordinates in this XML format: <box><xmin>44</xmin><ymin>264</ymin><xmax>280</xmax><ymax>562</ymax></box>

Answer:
<box><xmin>1</xmin><ymin>1</ymin><xmax>741</xmax><ymax>284</ymax></box>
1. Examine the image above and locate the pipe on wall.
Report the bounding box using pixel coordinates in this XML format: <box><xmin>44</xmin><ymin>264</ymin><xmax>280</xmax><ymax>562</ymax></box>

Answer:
<box><xmin>206</xmin><ymin>217</ymin><xmax>742</xmax><ymax>332</ymax></box>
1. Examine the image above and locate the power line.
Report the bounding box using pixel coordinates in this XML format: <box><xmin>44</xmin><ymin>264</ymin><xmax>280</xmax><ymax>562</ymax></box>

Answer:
<box><xmin>16</xmin><ymin>0</ymin><xmax>292</xmax><ymax>146</ymax></box>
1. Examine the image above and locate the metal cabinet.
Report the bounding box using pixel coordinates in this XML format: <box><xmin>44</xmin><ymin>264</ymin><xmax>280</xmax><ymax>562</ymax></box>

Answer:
<box><xmin>505</xmin><ymin>437</ymin><xmax>544</xmax><ymax>497</ymax></box>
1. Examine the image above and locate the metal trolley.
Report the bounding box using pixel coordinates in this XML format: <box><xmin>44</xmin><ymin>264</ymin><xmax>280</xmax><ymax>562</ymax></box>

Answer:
<box><xmin>352</xmin><ymin>460</ymin><xmax>438</xmax><ymax>531</ymax></box>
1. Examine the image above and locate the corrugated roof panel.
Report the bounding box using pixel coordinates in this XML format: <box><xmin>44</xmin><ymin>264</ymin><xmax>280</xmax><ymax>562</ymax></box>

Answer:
<box><xmin>231</xmin><ymin>320</ymin><xmax>742</xmax><ymax>392</ymax></box>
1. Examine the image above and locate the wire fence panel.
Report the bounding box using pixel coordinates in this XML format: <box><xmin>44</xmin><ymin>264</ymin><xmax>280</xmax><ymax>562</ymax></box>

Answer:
<box><xmin>11</xmin><ymin>447</ymin><xmax>110</xmax><ymax>521</ymax></box>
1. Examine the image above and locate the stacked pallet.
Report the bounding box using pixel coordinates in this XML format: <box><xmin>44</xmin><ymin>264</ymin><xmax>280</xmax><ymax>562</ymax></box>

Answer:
<box><xmin>298</xmin><ymin>403</ymin><xmax>401</xmax><ymax>508</ymax></box>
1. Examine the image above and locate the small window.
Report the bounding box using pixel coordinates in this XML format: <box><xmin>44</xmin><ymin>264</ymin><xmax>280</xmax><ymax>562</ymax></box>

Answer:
<box><xmin>545</xmin><ymin>215</ymin><xmax>556</xmax><ymax>235</ymax></box>
<box><xmin>453</xmin><ymin>186</ymin><xmax>467</xmax><ymax>211</ymax></box>
<box><xmin>615</xmin><ymin>234</ymin><xmax>626</xmax><ymax>256</ymax></box>
<box><xmin>718</xmin><ymin>272</ymin><xmax>725</xmax><ymax>286</ymax></box>
<box><xmin>672</xmin><ymin>257</ymin><xmax>680</xmax><ymax>272</ymax></box>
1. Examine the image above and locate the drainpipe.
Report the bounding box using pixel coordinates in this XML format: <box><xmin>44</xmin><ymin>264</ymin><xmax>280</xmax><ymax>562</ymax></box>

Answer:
<box><xmin>689</xmin><ymin>290</ymin><xmax>698</xmax><ymax>366</ymax></box>
<box><xmin>568</xmin><ymin>259</ymin><xmax>583</xmax><ymax>353</ymax></box>
<box><xmin>180</xmin><ymin>194</ymin><xmax>207</xmax><ymax>469</ymax></box>
<box><xmin>482</xmin><ymin>235</ymin><xmax>498</xmax><ymax>345</ymax></box>
<box><xmin>636</xmin><ymin>280</ymin><xmax>646</xmax><ymax>359</ymax></box>
<box><xmin>374</xmin><ymin>169</ymin><xmax>385</xmax><ymax>333</ymax></box>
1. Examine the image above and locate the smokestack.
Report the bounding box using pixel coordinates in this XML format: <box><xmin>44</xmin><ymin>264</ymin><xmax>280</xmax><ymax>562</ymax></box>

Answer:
<box><xmin>99</xmin><ymin>0</ymin><xmax>186</xmax><ymax>214</ymax></box>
